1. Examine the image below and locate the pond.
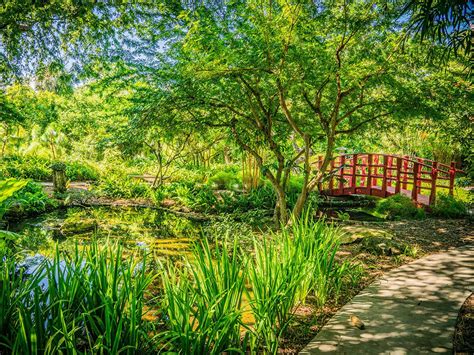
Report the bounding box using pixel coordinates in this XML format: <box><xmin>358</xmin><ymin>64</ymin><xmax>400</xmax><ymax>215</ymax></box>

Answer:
<box><xmin>8</xmin><ymin>206</ymin><xmax>202</xmax><ymax>258</ymax></box>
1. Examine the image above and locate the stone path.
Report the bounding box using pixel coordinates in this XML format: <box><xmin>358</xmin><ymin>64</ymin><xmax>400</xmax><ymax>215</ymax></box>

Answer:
<box><xmin>300</xmin><ymin>245</ymin><xmax>474</xmax><ymax>354</ymax></box>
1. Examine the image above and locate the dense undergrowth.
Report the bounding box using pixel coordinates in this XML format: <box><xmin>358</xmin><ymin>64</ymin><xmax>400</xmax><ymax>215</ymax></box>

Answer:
<box><xmin>0</xmin><ymin>179</ymin><xmax>57</xmax><ymax>221</ymax></box>
<box><xmin>0</xmin><ymin>155</ymin><xmax>99</xmax><ymax>182</ymax></box>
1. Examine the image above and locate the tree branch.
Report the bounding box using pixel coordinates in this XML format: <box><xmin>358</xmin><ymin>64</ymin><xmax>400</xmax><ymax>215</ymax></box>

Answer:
<box><xmin>335</xmin><ymin>111</ymin><xmax>393</xmax><ymax>135</ymax></box>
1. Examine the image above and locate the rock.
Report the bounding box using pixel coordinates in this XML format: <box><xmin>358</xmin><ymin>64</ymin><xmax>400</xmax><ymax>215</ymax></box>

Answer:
<box><xmin>360</xmin><ymin>236</ymin><xmax>404</xmax><ymax>256</ymax></box>
<box><xmin>340</xmin><ymin>226</ymin><xmax>394</xmax><ymax>244</ymax></box>
<box><xmin>350</xmin><ymin>315</ymin><xmax>365</xmax><ymax>330</ymax></box>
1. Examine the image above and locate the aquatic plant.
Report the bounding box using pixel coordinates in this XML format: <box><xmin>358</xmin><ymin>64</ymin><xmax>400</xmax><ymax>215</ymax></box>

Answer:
<box><xmin>0</xmin><ymin>241</ymin><xmax>157</xmax><ymax>354</ymax></box>
<box><xmin>158</xmin><ymin>239</ymin><xmax>246</xmax><ymax>354</ymax></box>
<box><xmin>246</xmin><ymin>234</ymin><xmax>304</xmax><ymax>353</ymax></box>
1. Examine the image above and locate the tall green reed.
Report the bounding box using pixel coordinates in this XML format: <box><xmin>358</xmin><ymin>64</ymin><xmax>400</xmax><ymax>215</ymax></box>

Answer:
<box><xmin>246</xmin><ymin>235</ymin><xmax>304</xmax><ymax>354</ymax></box>
<box><xmin>288</xmin><ymin>211</ymin><xmax>342</xmax><ymax>306</ymax></box>
<box><xmin>0</xmin><ymin>241</ymin><xmax>157</xmax><ymax>354</ymax></box>
<box><xmin>159</xmin><ymin>238</ymin><xmax>247</xmax><ymax>354</ymax></box>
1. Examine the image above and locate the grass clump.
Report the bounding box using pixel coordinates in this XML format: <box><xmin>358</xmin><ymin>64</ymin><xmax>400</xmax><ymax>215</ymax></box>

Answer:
<box><xmin>375</xmin><ymin>194</ymin><xmax>425</xmax><ymax>220</ymax></box>
<box><xmin>159</xmin><ymin>212</ymin><xmax>360</xmax><ymax>353</ymax></box>
<box><xmin>247</xmin><ymin>235</ymin><xmax>304</xmax><ymax>353</ymax></box>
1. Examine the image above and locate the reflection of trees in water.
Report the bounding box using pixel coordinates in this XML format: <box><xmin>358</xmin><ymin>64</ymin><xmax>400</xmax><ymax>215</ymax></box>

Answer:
<box><xmin>13</xmin><ymin>206</ymin><xmax>200</xmax><ymax>255</ymax></box>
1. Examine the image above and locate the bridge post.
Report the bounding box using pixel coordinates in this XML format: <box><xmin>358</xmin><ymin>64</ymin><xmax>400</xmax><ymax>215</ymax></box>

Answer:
<box><xmin>430</xmin><ymin>161</ymin><xmax>438</xmax><ymax>205</ymax></box>
<box><xmin>372</xmin><ymin>155</ymin><xmax>379</xmax><ymax>187</ymax></box>
<box><xmin>367</xmin><ymin>154</ymin><xmax>373</xmax><ymax>193</ymax></box>
<box><xmin>361</xmin><ymin>156</ymin><xmax>367</xmax><ymax>186</ymax></box>
<box><xmin>412</xmin><ymin>161</ymin><xmax>420</xmax><ymax>202</ymax></box>
<box><xmin>395</xmin><ymin>157</ymin><xmax>402</xmax><ymax>194</ymax></box>
<box><xmin>382</xmin><ymin>155</ymin><xmax>388</xmax><ymax>197</ymax></box>
<box><xmin>351</xmin><ymin>154</ymin><xmax>358</xmax><ymax>193</ymax></box>
<box><xmin>387</xmin><ymin>156</ymin><xmax>393</xmax><ymax>187</ymax></box>
<box><xmin>417</xmin><ymin>158</ymin><xmax>423</xmax><ymax>194</ymax></box>
<box><xmin>339</xmin><ymin>155</ymin><xmax>345</xmax><ymax>194</ymax></box>
<box><xmin>449</xmin><ymin>162</ymin><xmax>456</xmax><ymax>196</ymax></box>
<box><xmin>402</xmin><ymin>155</ymin><xmax>409</xmax><ymax>190</ymax></box>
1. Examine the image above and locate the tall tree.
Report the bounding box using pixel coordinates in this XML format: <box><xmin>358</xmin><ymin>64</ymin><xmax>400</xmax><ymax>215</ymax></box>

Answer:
<box><xmin>136</xmin><ymin>1</ymin><xmax>433</xmax><ymax>223</ymax></box>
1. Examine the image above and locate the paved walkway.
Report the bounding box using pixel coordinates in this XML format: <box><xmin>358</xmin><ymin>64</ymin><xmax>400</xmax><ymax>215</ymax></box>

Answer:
<box><xmin>300</xmin><ymin>245</ymin><xmax>474</xmax><ymax>354</ymax></box>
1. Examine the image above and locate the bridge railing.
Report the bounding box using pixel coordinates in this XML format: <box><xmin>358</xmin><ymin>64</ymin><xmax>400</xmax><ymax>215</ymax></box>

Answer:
<box><xmin>315</xmin><ymin>153</ymin><xmax>464</xmax><ymax>205</ymax></box>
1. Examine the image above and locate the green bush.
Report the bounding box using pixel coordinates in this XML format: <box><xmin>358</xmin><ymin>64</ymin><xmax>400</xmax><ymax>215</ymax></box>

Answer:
<box><xmin>375</xmin><ymin>194</ymin><xmax>425</xmax><ymax>220</ymax></box>
<box><xmin>154</xmin><ymin>182</ymin><xmax>217</xmax><ymax>212</ymax></box>
<box><xmin>207</xmin><ymin>171</ymin><xmax>241</xmax><ymax>190</ymax></box>
<box><xmin>0</xmin><ymin>155</ymin><xmax>52</xmax><ymax>181</ymax></box>
<box><xmin>0</xmin><ymin>179</ymin><xmax>29</xmax><ymax>220</ymax></box>
<box><xmin>65</xmin><ymin>161</ymin><xmax>99</xmax><ymax>181</ymax></box>
<box><xmin>431</xmin><ymin>194</ymin><xmax>468</xmax><ymax>218</ymax></box>
<box><xmin>95</xmin><ymin>174</ymin><xmax>151</xmax><ymax>199</ymax></box>
<box><xmin>2</xmin><ymin>180</ymin><xmax>57</xmax><ymax>218</ymax></box>
<box><xmin>0</xmin><ymin>155</ymin><xmax>99</xmax><ymax>182</ymax></box>
<box><xmin>217</xmin><ymin>185</ymin><xmax>276</xmax><ymax>213</ymax></box>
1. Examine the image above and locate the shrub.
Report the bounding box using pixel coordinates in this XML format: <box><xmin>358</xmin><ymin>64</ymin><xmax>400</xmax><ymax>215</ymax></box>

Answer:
<box><xmin>153</xmin><ymin>182</ymin><xmax>217</xmax><ymax>212</ymax></box>
<box><xmin>0</xmin><ymin>155</ymin><xmax>51</xmax><ymax>181</ymax></box>
<box><xmin>207</xmin><ymin>171</ymin><xmax>241</xmax><ymax>190</ymax></box>
<box><xmin>431</xmin><ymin>194</ymin><xmax>468</xmax><ymax>218</ymax></box>
<box><xmin>375</xmin><ymin>194</ymin><xmax>425</xmax><ymax>219</ymax></box>
<box><xmin>0</xmin><ymin>179</ymin><xmax>29</xmax><ymax>220</ymax></box>
<box><xmin>0</xmin><ymin>155</ymin><xmax>100</xmax><ymax>182</ymax></box>
<box><xmin>65</xmin><ymin>161</ymin><xmax>99</xmax><ymax>181</ymax></box>
<box><xmin>95</xmin><ymin>174</ymin><xmax>151</xmax><ymax>199</ymax></box>
<box><xmin>216</xmin><ymin>185</ymin><xmax>276</xmax><ymax>213</ymax></box>
<box><xmin>1</xmin><ymin>180</ymin><xmax>57</xmax><ymax>219</ymax></box>
<box><xmin>203</xmin><ymin>215</ymin><xmax>257</xmax><ymax>251</ymax></box>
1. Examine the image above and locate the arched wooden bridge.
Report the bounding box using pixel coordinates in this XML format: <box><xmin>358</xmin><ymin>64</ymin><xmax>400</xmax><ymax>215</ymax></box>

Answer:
<box><xmin>316</xmin><ymin>153</ymin><xmax>464</xmax><ymax>206</ymax></box>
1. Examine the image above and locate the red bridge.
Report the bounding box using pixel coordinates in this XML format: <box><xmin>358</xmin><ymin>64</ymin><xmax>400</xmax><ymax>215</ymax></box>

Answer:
<box><xmin>316</xmin><ymin>153</ymin><xmax>464</xmax><ymax>206</ymax></box>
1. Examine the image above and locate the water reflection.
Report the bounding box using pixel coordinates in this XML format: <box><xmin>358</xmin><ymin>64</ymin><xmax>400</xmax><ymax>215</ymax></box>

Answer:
<box><xmin>9</xmin><ymin>206</ymin><xmax>200</xmax><ymax>257</ymax></box>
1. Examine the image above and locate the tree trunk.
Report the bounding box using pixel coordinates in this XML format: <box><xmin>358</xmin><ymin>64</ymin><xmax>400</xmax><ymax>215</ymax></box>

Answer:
<box><xmin>224</xmin><ymin>146</ymin><xmax>231</xmax><ymax>164</ymax></box>
<box><xmin>273</xmin><ymin>185</ymin><xmax>288</xmax><ymax>226</ymax></box>
<box><xmin>1</xmin><ymin>138</ymin><xmax>6</xmax><ymax>157</ymax></box>
<box><xmin>290</xmin><ymin>133</ymin><xmax>336</xmax><ymax>221</ymax></box>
